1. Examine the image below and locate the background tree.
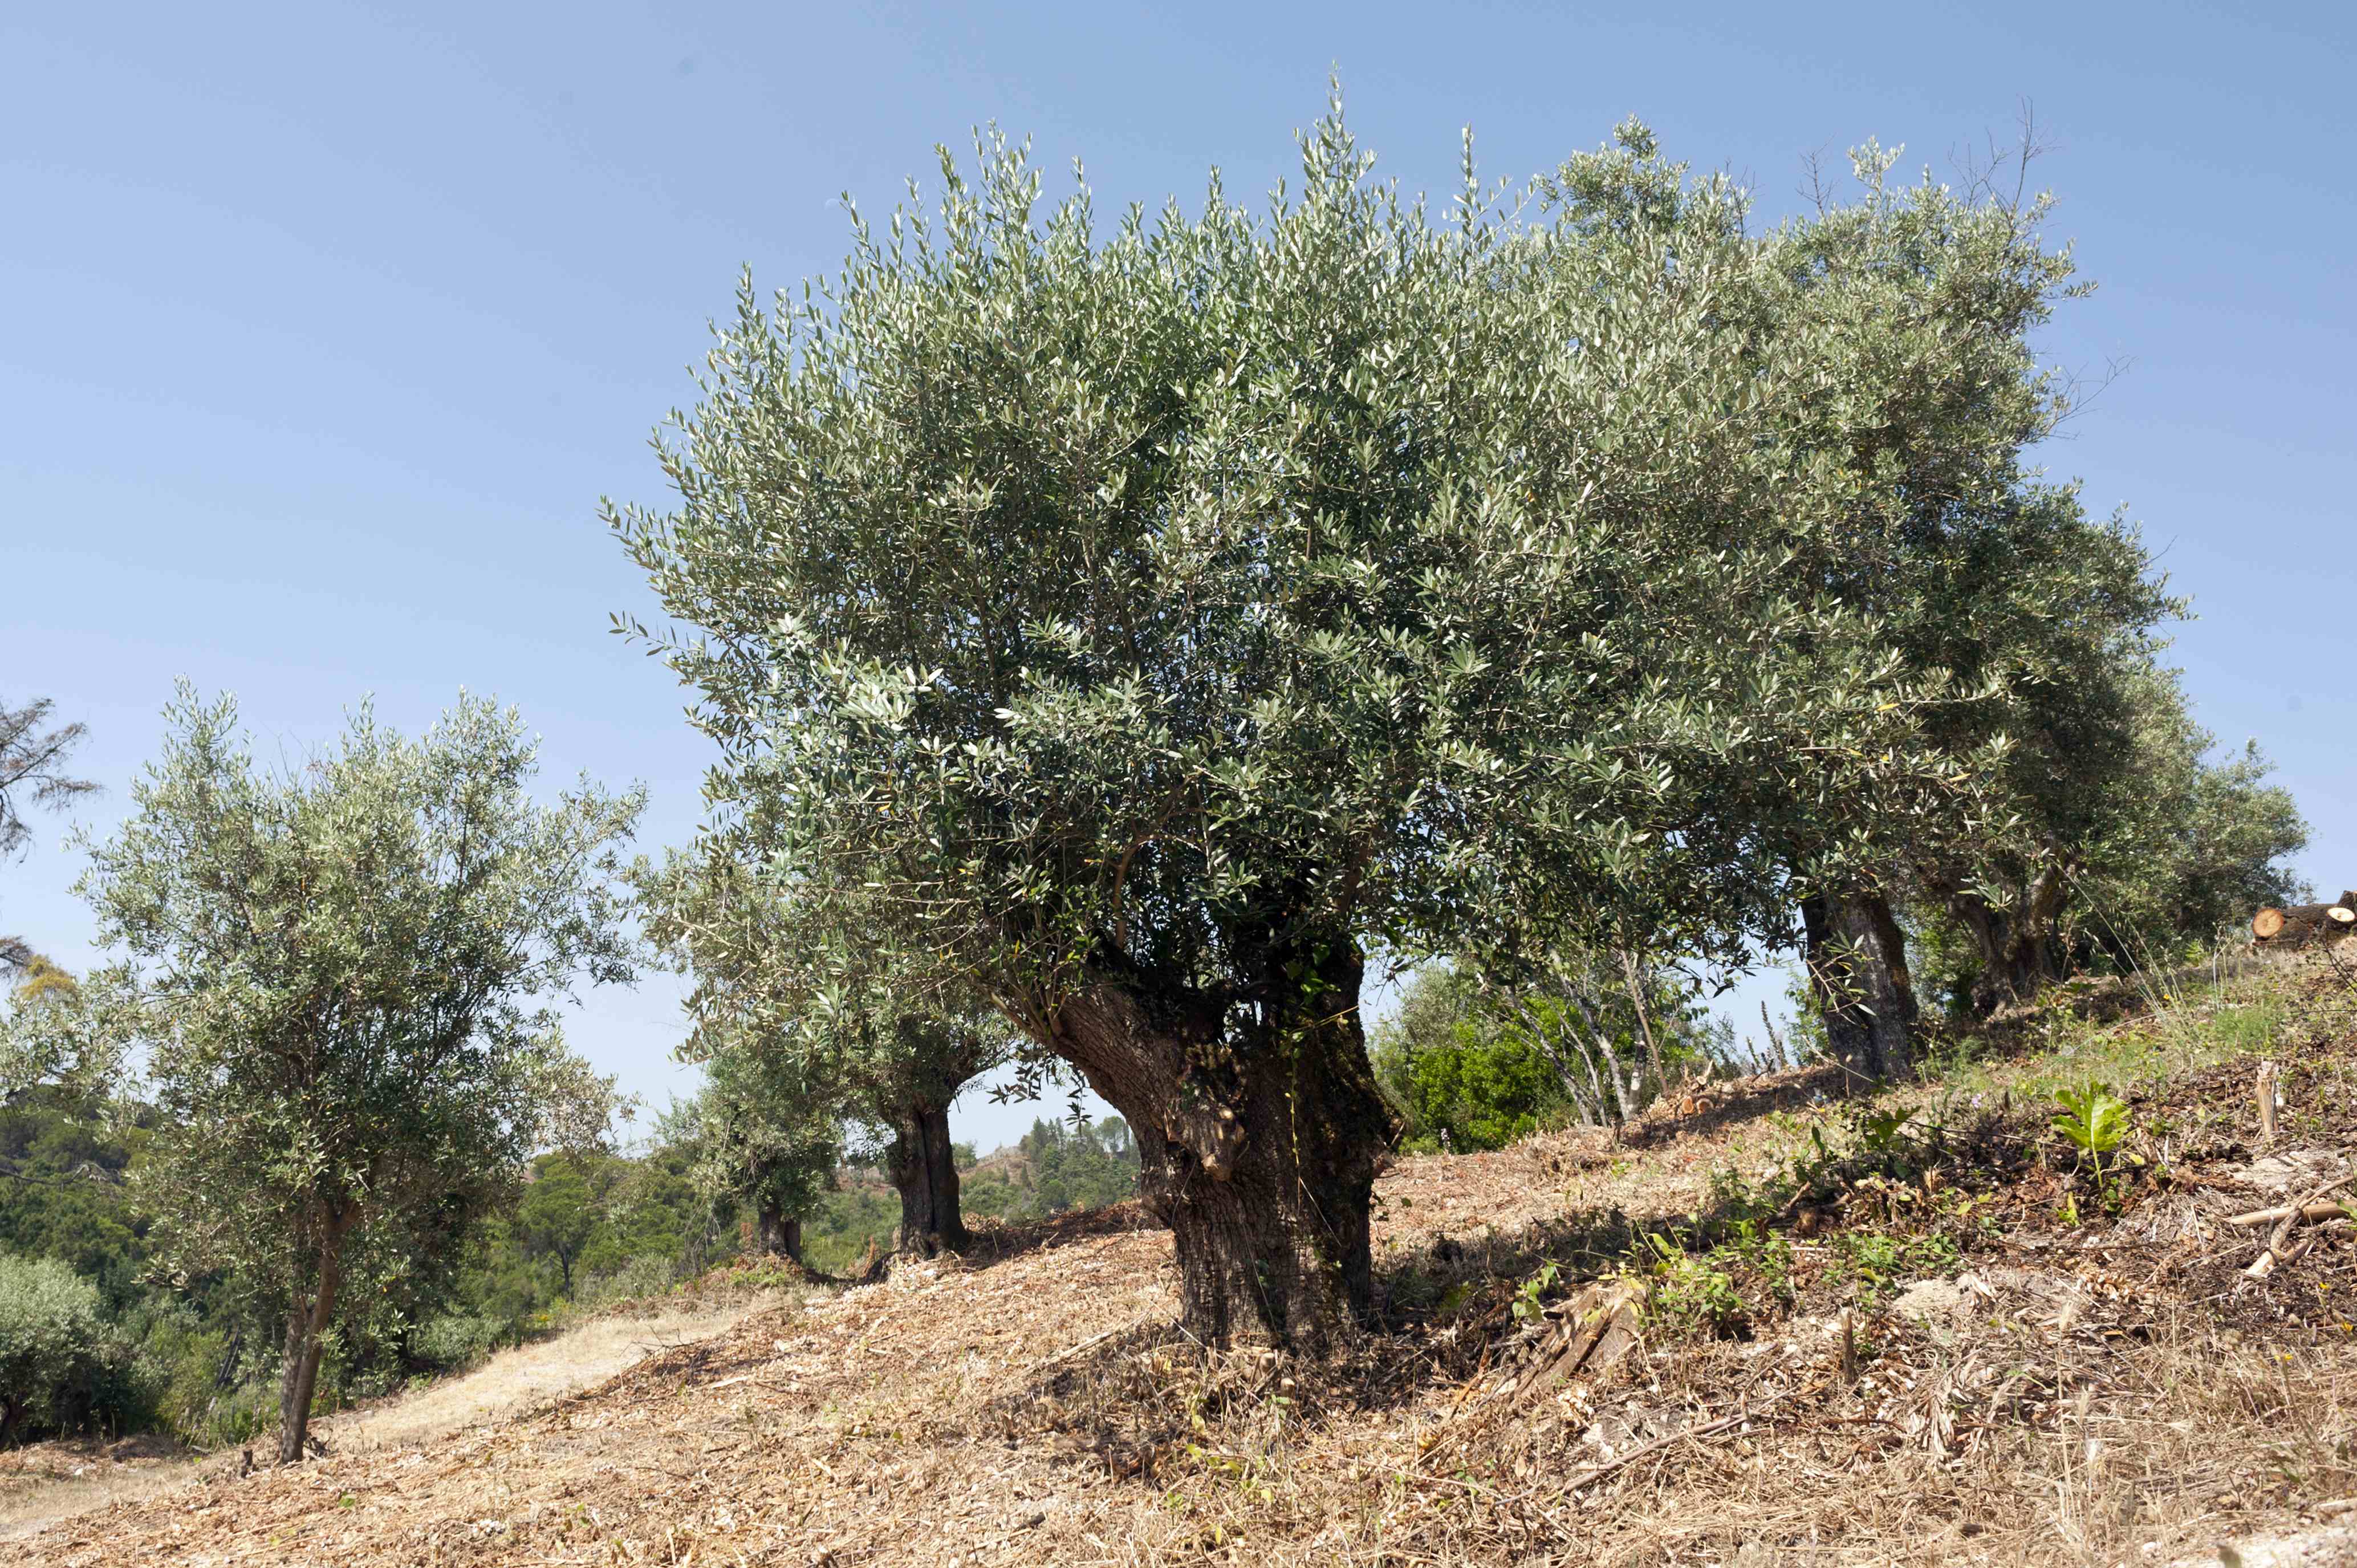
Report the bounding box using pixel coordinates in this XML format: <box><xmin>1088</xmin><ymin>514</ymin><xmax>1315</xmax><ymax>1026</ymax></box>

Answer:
<box><xmin>615</xmin><ymin>104</ymin><xmax>2049</xmax><ymax>1349</ymax></box>
<box><xmin>1</xmin><ymin>697</ymin><xmax>96</xmax><ymax>976</ymax></box>
<box><xmin>514</xmin><ymin>1157</ymin><xmax>600</xmax><ymax>1295</ymax></box>
<box><xmin>674</xmin><ymin>1025</ymin><xmax>842</xmax><ymax>1264</ymax></box>
<box><xmin>636</xmin><ymin>852</ymin><xmax>1014</xmax><ymax>1257</ymax></box>
<box><xmin>72</xmin><ymin>685</ymin><xmax>640</xmax><ymax>1463</ymax></box>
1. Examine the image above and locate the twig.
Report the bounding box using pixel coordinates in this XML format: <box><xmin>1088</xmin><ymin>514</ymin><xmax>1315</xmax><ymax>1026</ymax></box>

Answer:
<box><xmin>2244</xmin><ymin>1175</ymin><xmax>2354</xmax><ymax>1278</ymax></box>
<box><xmin>1561</xmin><ymin>1381</ymin><xmax>1812</xmax><ymax>1492</ymax></box>
<box><xmin>1024</xmin><ymin>1320</ymin><xmax>1142</xmax><ymax>1373</ymax></box>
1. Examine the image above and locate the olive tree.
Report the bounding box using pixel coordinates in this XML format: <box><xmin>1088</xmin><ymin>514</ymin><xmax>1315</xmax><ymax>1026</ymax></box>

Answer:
<box><xmin>638</xmin><ymin>854</ymin><xmax>1011</xmax><ymax>1256</ymax></box>
<box><xmin>73</xmin><ymin>686</ymin><xmax>640</xmax><ymax>1462</ymax></box>
<box><xmin>614</xmin><ymin>105</ymin><xmax>1989</xmax><ymax>1348</ymax></box>
<box><xmin>1677</xmin><ymin>139</ymin><xmax>2184</xmax><ymax>1074</ymax></box>
<box><xmin>676</xmin><ymin>1025</ymin><xmax>842</xmax><ymax>1265</ymax></box>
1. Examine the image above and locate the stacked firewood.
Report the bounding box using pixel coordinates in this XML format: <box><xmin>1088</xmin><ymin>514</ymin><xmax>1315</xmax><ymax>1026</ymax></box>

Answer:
<box><xmin>2252</xmin><ymin>891</ymin><xmax>2357</xmax><ymax>944</ymax></box>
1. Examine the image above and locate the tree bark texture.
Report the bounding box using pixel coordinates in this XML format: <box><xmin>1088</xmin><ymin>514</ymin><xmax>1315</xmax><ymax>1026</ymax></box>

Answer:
<box><xmin>754</xmin><ymin>1193</ymin><xmax>803</xmax><ymax>1262</ymax></box>
<box><xmin>1949</xmin><ymin>871</ymin><xmax>2066</xmax><ymax>1015</ymax></box>
<box><xmin>2254</xmin><ymin>900</ymin><xmax>2357</xmax><ymax>943</ymax></box>
<box><xmin>887</xmin><ymin>1103</ymin><xmax>967</xmax><ymax>1255</ymax></box>
<box><xmin>1802</xmin><ymin>891</ymin><xmax>1919</xmax><ymax>1084</ymax></box>
<box><xmin>275</xmin><ymin>1219</ymin><xmax>346</xmax><ymax>1465</ymax></box>
<box><xmin>1036</xmin><ymin>930</ymin><xmax>1395</xmax><ymax>1353</ymax></box>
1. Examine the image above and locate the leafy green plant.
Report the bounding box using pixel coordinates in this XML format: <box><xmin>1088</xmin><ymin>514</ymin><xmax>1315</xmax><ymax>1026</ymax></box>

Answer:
<box><xmin>2051</xmin><ymin>1080</ymin><xmax>2129</xmax><ymax>1207</ymax></box>
<box><xmin>1831</xmin><ymin>1230</ymin><xmax>1958</xmax><ymax>1307</ymax></box>
<box><xmin>1511</xmin><ymin>1261</ymin><xmax>1560</xmax><ymax>1324</ymax></box>
<box><xmin>1635</xmin><ymin>1234</ymin><xmax>1748</xmax><ymax>1336</ymax></box>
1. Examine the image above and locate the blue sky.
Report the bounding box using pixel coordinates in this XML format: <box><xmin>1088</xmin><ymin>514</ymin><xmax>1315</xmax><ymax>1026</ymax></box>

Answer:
<box><xmin>3</xmin><ymin>2</ymin><xmax>2351</xmax><ymax>1151</ymax></box>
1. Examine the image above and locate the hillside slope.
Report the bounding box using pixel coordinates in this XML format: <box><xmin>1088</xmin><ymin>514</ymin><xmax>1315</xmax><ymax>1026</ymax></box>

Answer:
<box><xmin>11</xmin><ymin>953</ymin><xmax>2357</xmax><ymax>1566</ymax></box>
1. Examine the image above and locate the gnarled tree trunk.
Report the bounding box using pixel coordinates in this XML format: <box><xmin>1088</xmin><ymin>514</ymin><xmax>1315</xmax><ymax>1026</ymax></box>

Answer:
<box><xmin>276</xmin><ymin>1217</ymin><xmax>347</xmax><ymax>1465</ymax></box>
<box><xmin>887</xmin><ymin>1102</ymin><xmax>966</xmax><ymax>1255</ymax></box>
<box><xmin>1802</xmin><ymin>890</ymin><xmax>1918</xmax><ymax>1084</ymax></box>
<box><xmin>754</xmin><ymin>1192</ymin><xmax>803</xmax><ymax>1262</ymax></box>
<box><xmin>1043</xmin><ymin>931</ymin><xmax>1395</xmax><ymax>1353</ymax></box>
<box><xmin>1950</xmin><ymin>868</ymin><xmax>2067</xmax><ymax>1015</ymax></box>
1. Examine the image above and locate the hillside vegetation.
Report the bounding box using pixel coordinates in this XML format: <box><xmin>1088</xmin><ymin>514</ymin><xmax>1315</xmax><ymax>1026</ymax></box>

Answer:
<box><xmin>8</xmin><ymin>943</ymin><xmax>2355</xmax><ymax>1565</ymax></box>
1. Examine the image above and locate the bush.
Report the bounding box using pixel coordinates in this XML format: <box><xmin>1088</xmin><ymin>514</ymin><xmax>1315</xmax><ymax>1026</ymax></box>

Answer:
<box><xmin>0</xmin><ymin>1254</ymin><xmax>113</xmax><ymax>1443</ymax></box>
<box><xmin>411</xmin><ymin>1312</ymin><xmax>506</xmax><ymax>1372</ymax></box>
<box><xmin>577</xmin><ymin>1252</ymin><xmax>680</xmax><ymax>1309</ymax></box>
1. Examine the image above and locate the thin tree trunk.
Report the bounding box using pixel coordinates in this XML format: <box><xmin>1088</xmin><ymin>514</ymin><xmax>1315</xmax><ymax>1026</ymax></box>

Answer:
<box><xmin>1507</xmin><ymin>995</ymin><xmax>1604</xmax><ymax>1127</ymax></box>
<box><xmin>1616</xmin><ymin>948</ymin><xmax>1668</xmax><ymax>1096</ymax></box>
<box><xmin>276</xmin><ymin>1221</ymin><xmax>346</xmax><ymax>1465</ymax></box>
<box><xmin>1564</xmin><ymin>992</ymin><xmax>1640</xmax><ymax>1125</ymax></box>
<box><xmin>888</xmin><ymin>1103</ymin><xmax>966</xmax><ymax>1254</ymax></box>
<box><xmin>1043</xmin><ymin>931</ymin><xmax>1393</xmax><ymax>1352</ymax></box>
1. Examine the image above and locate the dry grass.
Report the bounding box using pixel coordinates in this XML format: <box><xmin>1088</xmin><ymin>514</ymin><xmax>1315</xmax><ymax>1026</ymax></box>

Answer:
<box><xmin>8</xmin><ymin>948</ymin><xmax>2357</xmax><ymax>1566</ymax></box>
<box><xmin>0</xmin><ymin>1291</ymin><xmax>777</xmax><ymax>1545</ymax></box>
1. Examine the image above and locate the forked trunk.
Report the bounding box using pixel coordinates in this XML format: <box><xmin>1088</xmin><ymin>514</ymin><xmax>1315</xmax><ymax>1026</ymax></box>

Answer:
<box><xmin>275</xmin><ymin>1220</ymin><xmax>346</xmax><ymax>1465</ymax></box>
<box><xmin>1802</xmin><ymin>890</ymin><xmax>1918</xmax><ymax>1084</ymax></box>
<box><xmin>1046</xmin><ymin>932</ymin><xmax>1395</xmax><ymax>1352</ymax></box>
<box><xmin>1952</xmin><ymin>870</ymin><xmax>2067</xmax><ymax>1015</ymax></box>
<box><xmin>887</xmin><ymin>1103</ymin><xmax>966</xmax><ymax>1254</ymax></box>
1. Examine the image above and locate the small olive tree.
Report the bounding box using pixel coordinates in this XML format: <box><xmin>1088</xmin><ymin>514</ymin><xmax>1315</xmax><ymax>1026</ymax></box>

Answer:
<box><xmin>673</xmin><ymin>1023</ymin><xmax>842</xmax><ymax>1265</ymax></box>
<box><xmin>72</xmin><ymin>686</ymin><xmax>640</xmax><ymax>1463</ymax></box>
<box><xmin>616</xmin><ymin>105</ymin><xmax>1996</xmax><ymax>1348</ymax></box>
<box><xmin>638</xmin><ymin>853</ymin><xmax>1011</xmax><ymax>1256</ymax></box>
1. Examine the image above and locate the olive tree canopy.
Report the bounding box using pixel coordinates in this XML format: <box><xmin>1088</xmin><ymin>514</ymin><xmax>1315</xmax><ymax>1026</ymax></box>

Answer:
<box><xmin>71</xmin><ymin>686</ymin><xmax>640</xmax><ymax>1460</ymax></box>
<box><xmin>614</xmin><ymin>106</ymin><xmax>2008</xmax><ymax>1348</ymax></box>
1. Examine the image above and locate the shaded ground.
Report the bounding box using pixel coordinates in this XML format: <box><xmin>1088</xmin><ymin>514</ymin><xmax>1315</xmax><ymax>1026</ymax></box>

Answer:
<box><xmin>9</xmin><ymin>947</ymin><xmax>2357</xmax><ymax>1566</ymax></box>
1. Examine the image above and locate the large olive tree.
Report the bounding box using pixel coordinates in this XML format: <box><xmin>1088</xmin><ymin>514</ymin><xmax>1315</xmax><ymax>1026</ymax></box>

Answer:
<box><xmin>71</xmin><ymin>686</ymin><xmax>639</xmax><ymax>1461</ymax></box>
<box><xmin>1659</xmin><ymin>140</ymin><xmax>2183</xmax><ymax>1074</ymax></box>
<box><xmin>614</xmin><ymin>107</ymin><xmax>1984</xmax><ymax>1348</ymax></box>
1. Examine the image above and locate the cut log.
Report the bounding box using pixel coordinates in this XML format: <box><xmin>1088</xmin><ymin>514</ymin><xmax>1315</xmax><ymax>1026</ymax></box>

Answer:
<box><xmin>2254</xmin><ymin>899</ymin><xmax>2357</xmax><ymax>942</ymax></box>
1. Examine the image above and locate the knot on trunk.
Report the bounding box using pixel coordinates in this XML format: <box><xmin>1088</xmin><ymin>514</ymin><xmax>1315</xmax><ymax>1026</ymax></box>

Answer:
<box><xmin>1164</xmin><ymin>1077</ymin><xmax>1246</xmax><ymax>1180</ymax></box>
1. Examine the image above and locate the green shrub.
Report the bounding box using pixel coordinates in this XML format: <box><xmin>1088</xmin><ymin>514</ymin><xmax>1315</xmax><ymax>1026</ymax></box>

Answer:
<box><xmin>411</xmin><ymin>1313</ymin><xmax>505</xmax><ymax>1372</ymax></box>
<box><xmin>0</xmin><ymin>1254</ymin><xmax>113</xmax><ymax>1443</ymax></box>
<box><xmin>1377</xmin><ymin>1022</ymin><xmax>1567</xmax><ymax>1153</ymax></box>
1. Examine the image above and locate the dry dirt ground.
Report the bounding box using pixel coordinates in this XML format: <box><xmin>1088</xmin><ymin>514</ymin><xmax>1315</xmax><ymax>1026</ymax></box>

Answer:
<box><xmin>0</xmin><ymin>1296</ymin><xmax>765</xmax><ymax>1546</ymax></box>
<box><xmin>10</xmin><ymin>950</ymin><xmax>2357</xmax><ymax>1566</ymax></box>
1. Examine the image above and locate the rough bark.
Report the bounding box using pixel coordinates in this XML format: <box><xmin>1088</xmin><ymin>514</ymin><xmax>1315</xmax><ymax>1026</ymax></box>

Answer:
<box><xmin>2254</xmin><ymin>901</ymin><xmax>2357</xmax><ymax>943</ymax></box>
<box><xmin>887</xmin><ymin>1103</ymin><xmax>966</xmax><ymax>1255</ymax></box>
<box><xmin>754</xmin><ymin>1193</ymin><xmax>803</xmax><ymax>1262</ymax></box>
<box><xmin>1041</xmin><ymin>930</ymin><xmax>1394</xmax><ymax>1353</ymax></box>
<box><xmin>275</xmin><ymin>1220</ymin><xmax>346</xmax><ymax>1465</ymax></box>
<box><xmin>1950</xmin><ymin>870</ymin><xmax>2067</xmax><ymax>1015</ymax></box>
<box><xmin>1802</xmin><ymin>890</ymin><xmax>1919</xmax><ymax>1084</ymax></box>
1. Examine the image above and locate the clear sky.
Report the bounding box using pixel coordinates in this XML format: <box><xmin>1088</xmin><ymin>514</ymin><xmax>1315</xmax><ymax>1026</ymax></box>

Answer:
<box><xmin>4</xmin><ymin>1</ymin><xmax>2351</xmax><ymax>1152</ymax></box>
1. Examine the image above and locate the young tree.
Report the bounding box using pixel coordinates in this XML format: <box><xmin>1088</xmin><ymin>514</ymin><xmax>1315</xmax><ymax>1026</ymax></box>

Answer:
<box><xmin>615</xmin><ymin>105</ymin><xmax>2020</xmax><ymax>1348</ymax></box>
<box><xmin>74</xmin><ymin>686</ymin><xmax>640</xmax><ymax>1463</ymax></box>
<box><xmin>515</xmin><ymin>1157</ymin><xmax>600</xmax><ymax>1295</ymax></box>
<box><xmin>1</xmin><ymin>697</ymin><xmax>96</xmax><ymax>976</ymax></box>
<box><xmin>676</xmin><ymin>1027</ymin><xmax>842</xmax><ymax>1265</ymax></box>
